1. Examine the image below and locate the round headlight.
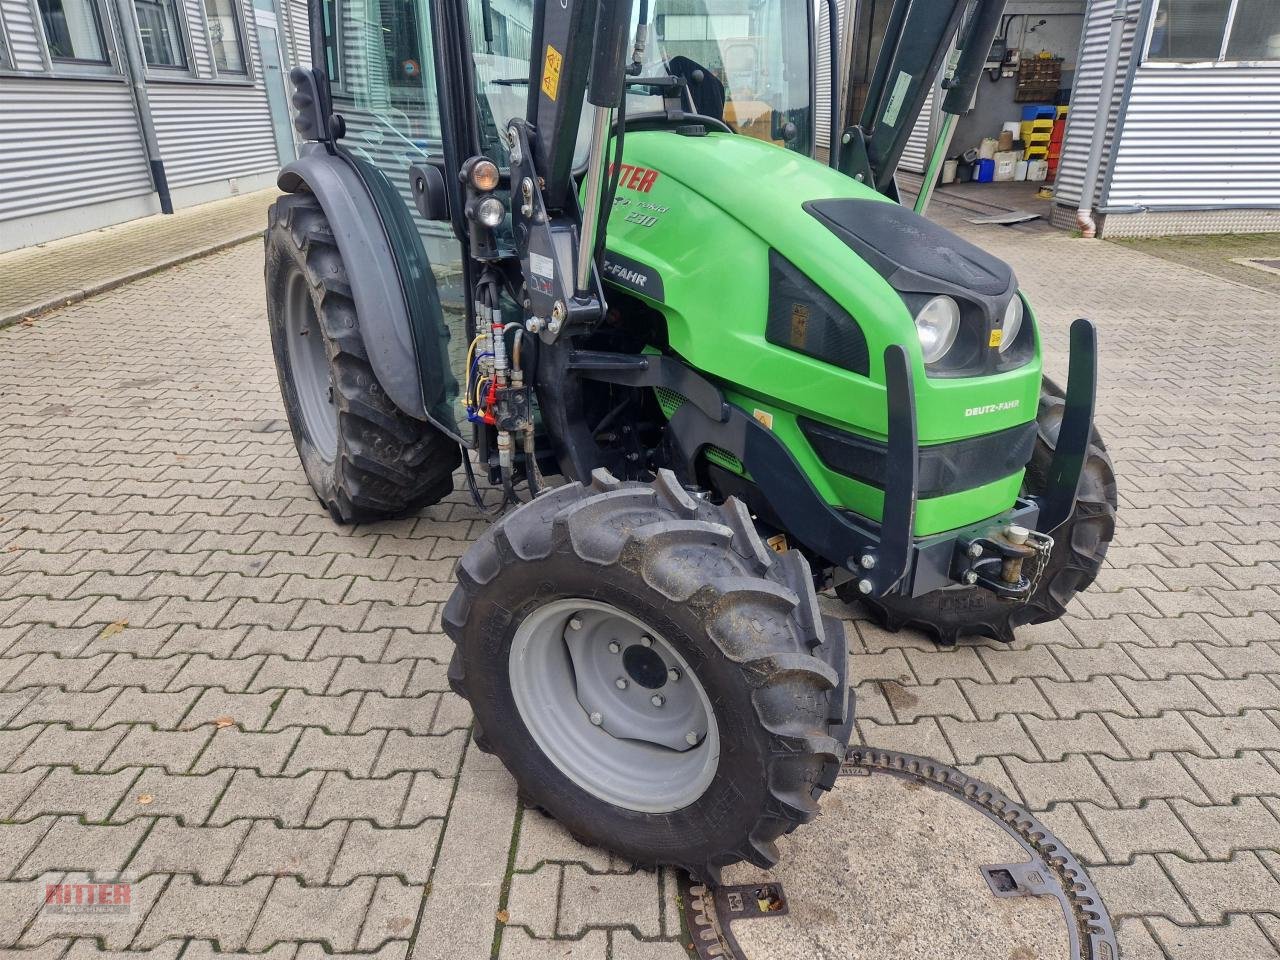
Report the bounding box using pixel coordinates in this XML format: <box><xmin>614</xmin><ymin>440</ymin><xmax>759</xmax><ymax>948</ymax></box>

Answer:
<box><xmin>475</xmin><ymin>196</ymin><xmax>506</xmax><ymax>228</ymax></box>
<box><xmin>1000</xmin><ymin>295</ymin><xmax>1024</xmax><ymax>353</ymax></box>
<box><xmin>915</xmin><ymin>296</ymin><xmax>960</xmax><ymax>364</ymax></box>
<box><xmin>470</xmin><ymin>158</ymin><xmax>501</xmax><ymax>192</ymax></box>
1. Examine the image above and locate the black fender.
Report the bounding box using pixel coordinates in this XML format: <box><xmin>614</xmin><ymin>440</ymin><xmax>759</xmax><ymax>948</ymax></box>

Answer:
<box><xmin>278</xmin><ymin>143</ymin><xmax>458</xmax><ymax>436</ymax></box>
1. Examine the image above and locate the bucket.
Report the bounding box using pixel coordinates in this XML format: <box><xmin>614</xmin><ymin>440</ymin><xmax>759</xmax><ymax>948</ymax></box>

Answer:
<box><xmin>942</xmin><ymin>159</ymin><xmax>959</xmax><ymax>184</ymax></box>
<box><xmin>956</xmin><ymin>161</ymin><xmax>974</xmax><ymax>183</ymax></box>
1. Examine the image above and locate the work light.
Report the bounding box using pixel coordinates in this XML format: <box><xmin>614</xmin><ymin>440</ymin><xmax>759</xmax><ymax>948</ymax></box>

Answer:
<box><xmin>475</xmin><ymin>196</ymin><xmax>506</xmax><ymax>228</ymax></box>
<box><xmin>915</xmin><ymin>295</ymin><xmax>960</xmax><ymax>364</ymax></box>
<box><xmin>470</xmin><ymin>159</ymin><xmax>501</xmax><ymax>192</ymax></box>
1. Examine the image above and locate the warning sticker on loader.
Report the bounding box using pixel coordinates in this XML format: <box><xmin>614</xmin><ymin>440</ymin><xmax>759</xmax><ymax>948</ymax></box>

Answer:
<box><xmin>989</xmin><ymin>329</ymin><xmax>1003</xmax><ymax>348</ymax></box>
<box><xmin>541</xmin><ymin>45</ymin><xmax>563</xmax><ymax>100</ymax></box>
<box><xmin>881</xmin><ymin>70</ymin><xmax>912</xmax><ymax>129</ymax></box>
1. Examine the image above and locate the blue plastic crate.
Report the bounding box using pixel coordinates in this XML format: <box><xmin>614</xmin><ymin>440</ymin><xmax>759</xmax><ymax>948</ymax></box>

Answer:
<box><xmin>1021</xmin><ymin>105</ymin><xmax>1056</xmax><ymax>121</ymax></box>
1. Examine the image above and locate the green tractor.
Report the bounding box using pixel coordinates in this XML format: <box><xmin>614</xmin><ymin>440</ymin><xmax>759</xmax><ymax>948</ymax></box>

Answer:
<box><xmin>265</xmin><ymin>0</ymin><xmax>1116</xmax><ymax>882</ymax></box>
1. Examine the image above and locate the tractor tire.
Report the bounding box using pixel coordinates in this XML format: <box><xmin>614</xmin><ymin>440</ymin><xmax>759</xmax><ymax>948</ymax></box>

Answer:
<box><xmin>444</xmin><ymin>469</ymin><xmax>852</xmax><ymax>884</ymax></box>
<box><xmin>264</xmin><ymin>192</ymin><xmax>459</xmax><ymax>524</ymax></box>
<box><xmin>845</xmin><ymin>378</ymin><xmax>1117</xmax><ymax>646</ymax></box>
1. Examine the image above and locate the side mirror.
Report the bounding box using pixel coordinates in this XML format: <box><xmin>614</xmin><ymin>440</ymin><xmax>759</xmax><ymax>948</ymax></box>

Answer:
<box><xmin>409</xmin><ymin>162</ymin><xmax>450</xmax><ymax>222</ymax></box>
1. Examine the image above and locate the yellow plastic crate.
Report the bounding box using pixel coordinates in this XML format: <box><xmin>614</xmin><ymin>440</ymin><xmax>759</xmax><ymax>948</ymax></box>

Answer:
<box><xmin>1023</xmin><ymin>145</ymin><xmax>1049</xmax><ymax>160</ymax></box>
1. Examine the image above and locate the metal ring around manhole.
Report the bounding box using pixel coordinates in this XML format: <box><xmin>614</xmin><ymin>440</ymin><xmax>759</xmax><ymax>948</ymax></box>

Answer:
<box><xmin>679</xmin><ymin>748</ymin><xmax>1119</xmax><ymax>960</ymax></box>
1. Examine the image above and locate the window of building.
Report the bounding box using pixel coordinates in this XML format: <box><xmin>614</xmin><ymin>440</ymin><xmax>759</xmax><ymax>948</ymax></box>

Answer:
<box><xmin>205</xmin><ymin>0</ymin><xmax>248</xmax><ymax>73</ymax></box>
<box><xmin>135</xmin><ymin>0</ymin><xmax>189</xmax><ymax>68</ymax></box>
<box><xmin>1148</xmin><ymin>0</ymin><xmax>1280</xmax><ymax>62</ymax></box>
<box><xmin>36</xmin><ymin>0</ymin><xmax>111</xmax><ymax>63</ymax></box>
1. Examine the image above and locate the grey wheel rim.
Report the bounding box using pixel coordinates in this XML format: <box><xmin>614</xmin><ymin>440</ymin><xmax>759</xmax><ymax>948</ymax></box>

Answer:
<box><xmin>509</xmin><ymin>598</ymin><xmax>720</xmax><ymax>813</ymax></box>
<box><xmin>284</xmin><ymin>270</ymin><xmax>339</xmax><ymax>462</ymax></box>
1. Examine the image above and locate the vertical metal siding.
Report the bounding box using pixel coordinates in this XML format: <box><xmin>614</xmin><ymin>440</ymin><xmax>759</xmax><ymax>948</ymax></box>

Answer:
<box><xmin>0</xmin><ymin>78</ymin><xmax>153</xmax><ymax>218</ymax></box>
<box><xmin>1105</xmin><ymin>66</ymin><xmax>1280</xmax><ymax>208</ymax></box>
<box><xmin>815</xmin><ymin>0</ymin><xmax>844</xmax><ymax>149</ymax></box>
<box><xmin>184</xmin><ymin>0</ymin><xmax>214</xmax><ymax>76</ymax></box>
<box><xmin>898</xmin><ymin>83</ymin><xmax>936</xmax><ymax>173</ymax></box>
<box><xmin>1</xmin><ymin>0</ymin><xmax>45</xmax><ymax>70</ymax></box>
<box><xmin>1055</xmin><ymin>0</ymin><xmax>1138</xmax><ymax>207</ymax></box>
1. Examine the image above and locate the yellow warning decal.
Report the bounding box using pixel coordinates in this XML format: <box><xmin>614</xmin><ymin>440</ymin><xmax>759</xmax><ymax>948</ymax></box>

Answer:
<box><xmin>765</xmin><ymin>533</ymin><xmax>788</xmax><ymax>553</ymax></box>
<box><xmin>541</xmin><ymin>45</ymin><xmax>563</xmax><ymax>100</ymax></box>
<box><xmin>753</xmin><ymin>409</ymin><xmax>774</xmax><ymax>430</ymax></box>
<box><xmin>989</xmin><ymin>329</ymin><xmax>1004</xmax><ymax>348</ymax></box>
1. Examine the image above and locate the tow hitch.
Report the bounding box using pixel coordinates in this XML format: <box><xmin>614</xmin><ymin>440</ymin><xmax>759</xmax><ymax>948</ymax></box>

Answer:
<box><xmin>955</xmin><ymin>525</ymin><xmax>1054</xmax><ymax>600</ymax></box>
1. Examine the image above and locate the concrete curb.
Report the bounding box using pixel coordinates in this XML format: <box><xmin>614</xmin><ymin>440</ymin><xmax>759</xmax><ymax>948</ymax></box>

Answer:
<box><xmin>0</xmin><ymin>228</ymin><xmax>262</xmax><ymax>330</ymax></box>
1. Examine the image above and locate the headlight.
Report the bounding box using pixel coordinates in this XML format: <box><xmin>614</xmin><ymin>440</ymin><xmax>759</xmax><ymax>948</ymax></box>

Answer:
<box><xmin>474</xmin><ymin>196</ymin><xmax>506</xmax><ymax>228</ymax></box>
<box><xmin>999</xmin><ymin>295</ymin><xmax>1023</xmax><ymax>353</ymax></box>
<box><xmin>915</xmin><ymin>296</ymin><xmax>960</xmax><ymax>364</ymax></box>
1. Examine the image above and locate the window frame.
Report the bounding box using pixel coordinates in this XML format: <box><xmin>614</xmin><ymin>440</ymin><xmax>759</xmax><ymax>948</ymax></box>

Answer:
<box><xmin>0</xmin><ymin>5</ymin><xmax>13</xmax><ymax>68</ymax></box>
<box><xmin>133</xmin><ymin>0</ymin><xmax>195</xmax><ymax>74</ymax></box>
<box><xmin>30</xmin><ymin>0</ymin><xmax>122</xmax><ymax>72</ymax></box>
<box><xmin>1143</xmin><ymin>0</ymin><xmax>1280</xmax><ymax>66</ymax></box>
<box><xmin>202</xmin><ymin>0</ymin><xmax>250</xmax><ymax>76</ymax></box>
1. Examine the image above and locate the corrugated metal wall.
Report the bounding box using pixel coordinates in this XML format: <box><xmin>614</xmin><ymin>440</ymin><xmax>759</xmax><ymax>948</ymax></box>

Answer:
<box><xmin>149</xmin><ymin>84</ymin><xmax>279</xmax><ymax>187</ymax></box>
<box><xmin>1105</xmin><ymin>66</ymin><xmax>1280</xmax><ymax>208</ymax></box>
<box><xmin>899</xmin><ymin>84</ymin><xmax>937</xmax><ymax>174</ymax></box>
<box><xmin>0</xmin><ymin>78</ymin><xmax>154</xmax><ymax>221</ymax></box>
<box><xmin>0</xmin><ymin>0</ymin><xmax>45</xmax><ymax>69</ymax></box>
<box><xmin>1054</xmin><ymin>0</ymin><xmax>1138</xmax><ymax>208</ymax></box>
<box><xmin>815</xmin><ymin>0</ymin><xmax>845</xmax><ymax>149</ymax></box>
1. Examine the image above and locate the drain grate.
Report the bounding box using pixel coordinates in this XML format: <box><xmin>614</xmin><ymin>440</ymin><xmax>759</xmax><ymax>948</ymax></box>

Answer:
<box><xmin>680</xmin><ymin>748</ymin><xmax>1119</xmax><ymax>960</ymax></box>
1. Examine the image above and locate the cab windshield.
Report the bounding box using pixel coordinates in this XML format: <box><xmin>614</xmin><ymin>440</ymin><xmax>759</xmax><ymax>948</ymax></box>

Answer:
<box><xmin>472</xmin><ymin>0</ymin><xmax>815</xmax><ymax>165</ymax></box>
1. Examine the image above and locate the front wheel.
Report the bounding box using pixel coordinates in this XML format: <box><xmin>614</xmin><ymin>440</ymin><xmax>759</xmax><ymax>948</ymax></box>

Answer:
<box><xmin>846</xmin><ymin>379</ymin><xmax>1117</xmax><ymax>646</ymax></box>
<box><xmin>443</xmin><ymin>470</ymin><xmax>852</xmax><ymax>883</ymax></box>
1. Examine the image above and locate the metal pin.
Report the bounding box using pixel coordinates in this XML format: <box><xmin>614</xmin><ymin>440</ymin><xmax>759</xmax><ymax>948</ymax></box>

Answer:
<box><xmin>667</xmin><ymin>667</ymin><xmax>681</xmax><ymax>683</ymax></box>
<box><xmin>608</xmin><ymin>641</ymin><xmax>621</xmax><ymax>654</ymax></box>
<box><xmin>640</xmin><ymin>636</ymin><xmax>653</xmax><ymax>648</ymax></box>
<box><xmin>685</xmin><ymin>731</ymin><xmax>699</xmax><ymax>746</ymax></box>
<box><xmin>615</xmin><ymin>678</ymin><xmax>627</xmax><ymax>690</ymax></box>
<box><xmin>650</xmin><ymin>694</ymin><xmax>665</xmax><ymax>707</ymax></box>
<box><xmin>568</xmin><ymin>617</ymin><xmax>582</xmax><ymax>631</ymax></box>
<box><xmin>589</xmin><ymin>711</ymin><xmax>604</xmax><ymax>726</ymax></box>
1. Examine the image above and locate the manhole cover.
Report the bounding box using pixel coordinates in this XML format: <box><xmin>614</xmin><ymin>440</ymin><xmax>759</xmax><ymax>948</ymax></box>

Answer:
<box><xmin>680</xmin><ymin>749</ymin><xmax>1117</xmax><ymax>960</ymax></box>
<box><xmin>1232</xmin><ymin>257</ymin><xmax>1280</xmax><ymax>275</ymax></box>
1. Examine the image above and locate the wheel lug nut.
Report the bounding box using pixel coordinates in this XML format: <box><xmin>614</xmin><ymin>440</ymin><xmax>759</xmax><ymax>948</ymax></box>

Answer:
<box><xmin>640</xmin><ymin>636</ymin><xmax>653</xmax><ymax>647</ymax></box>
<box><xmin>968</xmin><ymin>542</ymin><xmax>983</xmax><ymax>558</ymax></box>
<box><xmin>857</xmin><ymin>579</ymin><xmax>873</xmax><ymax>595</ymax></box>
<box><xmin>568</xmin><ymin>617</ymin><xmax>583</xmax><ymax>631</ymax></box>
<box><xmin>964</xmin><ymin>570</ymin><xmax>979</xmax><ymax>585</ymax></box>
<box><xmin>608</xmin><ymin>641</ymin><xmax>621</xmax><ymax>654</ymax></box>
<box><xmin>650</xmin><ymin>694</ymin><xmax>665</xmax><ymax>707</ymax></box>
<box><xmin>615</xmin><ymin>678</ymin><xmax>627</xmax><ymax>690</ymax></box>
<box><xmin>667</xmin><ymin>667</ymin><xmax>681</xmax><ymax>683</ymax></box>
<box><xmin>685</xmin><ymin>731</ymin><xmax>699</xmax><ymax>746</ymax></box>
<box><xmin>589</xmin><ymin>711</ymin><xmax>603</xmax><ymax>726</ymax></box>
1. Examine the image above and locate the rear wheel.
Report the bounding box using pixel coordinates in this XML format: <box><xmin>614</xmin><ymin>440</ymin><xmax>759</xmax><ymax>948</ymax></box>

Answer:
<box><xmin>844</xmin><ymin>379</ymin><xmax>1117</xmax><ymax>646</ymax></box>
<box><xmin>444</xmin><ymin>469</ymin><xmax>853</xmax><ymax>882</ymax></box>
<box><xmin>265</xmin><ymin>192</ymin><xmax>460</xmax><ymax>523</ymax></box>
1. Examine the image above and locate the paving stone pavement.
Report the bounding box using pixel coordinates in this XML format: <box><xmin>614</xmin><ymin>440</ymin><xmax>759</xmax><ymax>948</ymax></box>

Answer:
<box><xmin>1</xmin><ymin>206</ymin><xmax>1279</xmax><ymax>960</ymax></box>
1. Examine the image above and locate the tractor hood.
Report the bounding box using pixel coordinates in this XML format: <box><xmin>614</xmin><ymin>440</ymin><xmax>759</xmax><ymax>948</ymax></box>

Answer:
<box><xmin>600</xmin><ymin>130</ymin><xmax>1042</xmax><ymax>448</ymax></box>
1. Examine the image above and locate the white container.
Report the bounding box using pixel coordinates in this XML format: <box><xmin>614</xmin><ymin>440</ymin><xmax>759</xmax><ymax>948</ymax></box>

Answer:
<box><xmin>994</xmin><ymin>151</ymin><xmax>1017</xmax><ymax>182</ymax></box>
<box><xmin>942</xmin><ymin>159</ymin><xmax>959</xmax><ymax>184</ymax></box>
<box><xmin>979</xmin><ymin>138</ymin><xmax>998</xmax><ymax>160</ymax></box>
<box><xmin>1015</xmin><ymin>160</ymin><xmax>1029</xmax><ymax>181</ymax></box>
<box><xmin>1002</xmin><ymin>121</ymin><xmax>1022</xmax><ymax>139</ymax></box>
<box><xmin>1027</xmin><ymin>159</ymin><xmax>1049</xmax><ymax>181</ymax></box>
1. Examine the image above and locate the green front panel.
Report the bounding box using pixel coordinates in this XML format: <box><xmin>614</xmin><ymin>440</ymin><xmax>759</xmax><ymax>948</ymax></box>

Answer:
<box><xmin>604</xmin><ymin>131</ymin><xmax>1042</xmax><ymax>535</ymax></box>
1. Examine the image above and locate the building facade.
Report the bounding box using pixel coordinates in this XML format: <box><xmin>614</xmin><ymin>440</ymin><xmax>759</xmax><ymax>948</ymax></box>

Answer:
<box><xmin>1054</xmin><ymin>0</ymin><xmax>1280</xmax><ymax>237</ymax></box>
<box><xmin>0</xmin><ymin>0</ymin><xmax>310</xmax><ymax>251</ymax></box>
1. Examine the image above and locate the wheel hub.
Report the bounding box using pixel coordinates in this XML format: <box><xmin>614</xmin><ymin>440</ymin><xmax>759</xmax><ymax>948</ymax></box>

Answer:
<box><xmin>283</xmin><ymin>270</ymin><xmax>339</xmax><ymax>462</ymax></box>
<box><xmin>508</xmin><ymin>598</ymin><xmax>720</xmax><ymax>813</ymax></box>
<box><xmin>561</xmin><ymin>607</ymin><xmax>708</xmax><ymax>752</ymax></box>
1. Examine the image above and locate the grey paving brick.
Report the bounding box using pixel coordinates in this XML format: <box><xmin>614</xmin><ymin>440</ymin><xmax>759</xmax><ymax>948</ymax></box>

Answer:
<box><xmin>86</xmin><ymin>655</ymin><xmax>186</xmax><ymax>693</ymax></box>
<box><xmin>937</xmin><ymin>715</ymin><xmax>1039</xmax><ymax>764</ymax></box>
<box><xmin>1105</xmin><ymin>713</ymin><xmax>1216</xmax><ymax>759</ymax></box>
<box><xmin>1149</xmin><ymin>915</ymin><xmax>1280</xmax><ymax>960</ymax></box>
<box><xmin>497</xmin><ymin>930</ymin><xmax>607</xmax><ymax>960</ymax></box>
<box><xmin>8</xmin><ymin>689</ymin><xmax>116</xmax><ymax>728</ymax></box>
<box><xmin>330</xmin><ymin>820</ymin><xmax>443</xmax><ymax>885</ymax></box>
<box><xmin>102</xmin><ymin>727</ymin><xmax>210</xmax><ymax>774</ymax></box>
<box><xmin>14</xmin><ymin>768</ymin><xmax>139</xmax><ymax>823</ymax></box>
<box><xmin>977</xmin><ymin>645</ymin><xmax>1069</xmax><ymax>683</ymax></box>
<box><xmin>167</xmin><ymin>654</ymin><xmax>264</xmax><ymax>694</ymax></box>
<box><xmin>306</xmin><ymin>772</ymin><xmax>411</xmax><ymax>828</ymax></box>
<box><xmin>210</xmin><ymin>770</ymin><xmax>323</xmax><ymax>827</ymax></box>
<box><xmin>192</xmin><ymin>728</ymin><xmax>300</xmax><ymax>775</ymax></box>
<box><xmin>7</xmin><ymin>655</ymin><xmax>110</xmax><ymax>692</ymax></box>
<box><xmin>265</xmin><ymin>691</ymin><xmax>361</xmax><ymax>733</ymax></box>
<box><xmin>16</xmin><ymin>726</ymin><xmax>126</xmax><ymax>773</ymax></box>
<box><xmin>110</xmin><ymin>768</ymin><xmax>231</xmax><ymax>825</ymax></box>
<box><xmin>248</xmin><ymin>656</ymin><xmax>338</xmax><ymax>695</ymax></box>
<box><xmin>94</xmin><ymin>689</ymin><xmax>199</xmax><ymax>729</ymax></box>
<box><xmin>126</xmin><ymin>817</ymin><xmax>251</xmax><ymax>882</ymax></box>
<box><xmin>1080</xmin><ymin>799</ymin><xmax>1202</xmax><ymax>862</ymax></box>
<box><xmin>350</xmin><ymin>693</ymin><xmax>439</xmax><ymax>735</ymax></box>
<box><xmin>16</xmin><ymin>818</ymin><xmax>149</xmax><ymax>879</ymax></box>
<box><xmin>1179</xmin><ymin>751</ymin><xmax>1280</xmax><ymax>803</ymax></box>
<box><xmin>1161</xmin><ymin>852</ymin><xmax>1280</xmax><ymax>923</ymax></box>
<box><xmin>225</xmin><ymin>820</ymin><xmax>345</xmax><ymax>884</ymax></box>
<box><xmin>1022</xmin><ymin>715</ymin><xmax>1125</xmax><ymax>761</ymax></box>
<box><xmin>1187</xmin><ymin>710</ymin><xmax>1280</xmax><ymax>755</ymax></box>
<box><xmin>284</xmin><ymin>729</ymin><xmax>385</xmax><ymax>777</ymax></box>
<box><xmin>358</xmin><ymin>877</ymin><xmax>424</xmax><ymax>950</ymax></box>
<box><xmin>1003</xmin><ymin>756</ymin><xmax>1113</xmax><ymax>809</ymax></box>
<box><xmin>134</xmin><ymin>875</ymin><xmax>273</xmax><ymax>950</ymax></box>
<box><xmin>372</xmin><ymin>730</ymin><xmax>467</xmax><ymax>778</ymax></box>
<box><xmin>0</xmin><ymin>768</ymin><xmax>46</xmax><ymax>818</ymax></box>
<box><xmin>23</xmin><ymin>872</ymin><xmax>167</xmax><ymax>949</ymax></box>
<box><xmin>557</xmin><ymin>865</ymin><xmax>661</xmax><ymax>938</ymax></box>
<box><xmin>1089</xmin><ymin>854</ymin><xmax>1195</xmax><ymax>923</ymax></box>
<box><xmin>506</xmin><ymin>865</ymin><xmax>561</xmax><ymax>938</ymax></box>
<box><xmin>1172</xmin><ymin>796</ymin><xmax>1280</xmax><ymax>859</ymax></box>
<box><xmin>0</xmin><ymin>818</ymin><xmax>54</xmax><ymax>878</ymax></box>
<box><xmin>401</xmin><ymin>773</ymin><xmax>453</xmax><ymax>826</ymax></box>
<box><xmin>247</xmin><ymin>876</ymin><xmax>376</xmax><ymax>951</ymax></box>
